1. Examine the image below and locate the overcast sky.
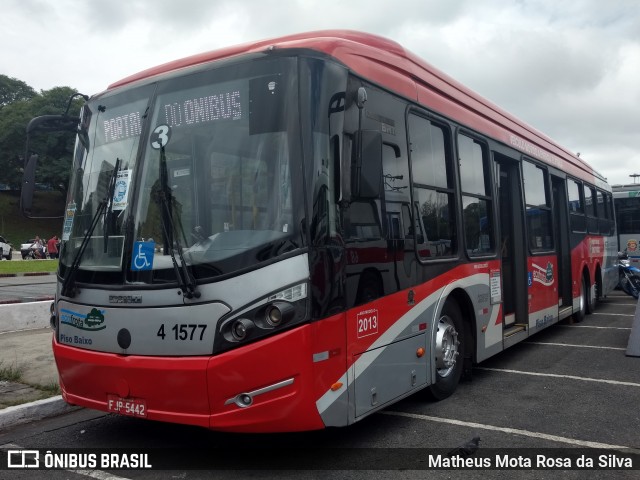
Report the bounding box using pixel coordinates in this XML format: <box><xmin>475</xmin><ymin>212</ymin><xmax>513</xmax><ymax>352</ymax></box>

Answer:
<box><xmin>3</xmin><ymin>0</ymin><xmax>639</xmax><ymax>186</ymax></box>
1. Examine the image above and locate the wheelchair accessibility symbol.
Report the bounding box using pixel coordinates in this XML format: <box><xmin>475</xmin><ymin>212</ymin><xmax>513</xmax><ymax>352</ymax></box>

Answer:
<box><xmin>131</xmin><ymin>241</ymin><xmax>155</xmax><ymax>271</ymax></box>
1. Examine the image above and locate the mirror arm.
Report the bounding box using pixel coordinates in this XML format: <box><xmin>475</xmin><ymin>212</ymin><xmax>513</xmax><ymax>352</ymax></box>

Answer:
<box><xmin>64</xmin><ymin>92</ymin><xmax>89</xmax><ymax>116</ymax></box>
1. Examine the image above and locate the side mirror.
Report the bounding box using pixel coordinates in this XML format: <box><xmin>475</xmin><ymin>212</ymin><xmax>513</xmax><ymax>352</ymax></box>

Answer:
<box><xmin>21</xmin><ymin>114</ymin><xmax>78</xmax><ymax>219</ymax></box>
<box><xmin>26</xmin><ymin>114</ymin><xmax>78</xmax><ymax>135</ymax></box>
<box><xmin>20</xmin><ymin>154</ymin><xmax>38</xmax><ymax>217</ymax></box>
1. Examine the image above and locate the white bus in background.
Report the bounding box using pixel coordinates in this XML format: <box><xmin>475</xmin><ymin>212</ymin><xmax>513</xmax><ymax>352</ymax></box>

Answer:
<box><xmin>613</xmin><ymin>184</ymin><xmax>640</xmax><ymax>266</ymax></box>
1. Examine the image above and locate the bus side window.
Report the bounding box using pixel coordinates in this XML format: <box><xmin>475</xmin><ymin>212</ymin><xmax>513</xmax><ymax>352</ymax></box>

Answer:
<box><xmin>458</xmin><ymin>133</ymin><xmax>493</xmax><ymax>256</ymax></box>
<box><xmin>408</xmin><ymin>113</ymin><xmax>456</xmax><ymax>259</ymax></box>
<box><xmin>584</xmin><ymin>185</ymin><xmax>598</xmax><ymax>234</ymax></box>
<box><xmin>568</xmin><ymin>178</ymin><xmax>586</xmax><ymax>232</ymax></box>
<box><xmin>522</xmin><ymin>160</ymin><xmax>553</xmax><ymax>251</ymax></box>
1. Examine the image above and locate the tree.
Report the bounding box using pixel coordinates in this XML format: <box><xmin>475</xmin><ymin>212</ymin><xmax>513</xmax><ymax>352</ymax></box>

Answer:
<box><xmin>27</xmin><ymin>87</ymin><xmax>82</xmax><ymax>195</ymax></box>
<box><xmin>0</xmin><ymin>74</ymin><xmax>36</xmax><ymax>110</ymax></box>
<box><xmin>0</xmin><ymin>82</ymin><xmax>81</xmax><ymax>193</ymax></box>
<box><xmin>0</xmin><ymin>95</ymin><xmax>32</xmax><ymax>189</ymax></box>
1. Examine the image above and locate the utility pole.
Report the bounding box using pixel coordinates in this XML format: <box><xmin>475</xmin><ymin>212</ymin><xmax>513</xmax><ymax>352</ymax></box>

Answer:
<box><xmin>630</xmin><ymin>174</ymin><xmax>640</xmax><ymax>184</ymax></box>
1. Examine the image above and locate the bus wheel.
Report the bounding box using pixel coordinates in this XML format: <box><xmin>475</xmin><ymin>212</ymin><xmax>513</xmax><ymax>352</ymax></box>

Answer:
<box><xmin>586</xmin><ymin>273</ymin><xmax>600</xmax><ymax>314</ymax></box>
<box><xmin>428</xmin><ymin>301</ymin><xmax>464</xmax><ymax>400</ymax></box>
<box><xmin>572</xmin><ymin>277</ymin><xmax>587</xmax><ymax>323</ymax></box>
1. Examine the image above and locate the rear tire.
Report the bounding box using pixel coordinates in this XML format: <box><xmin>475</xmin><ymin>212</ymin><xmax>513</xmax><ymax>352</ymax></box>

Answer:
<box><xmin>586</xmin><ymin>275</ymin><xmax>597</xmax><ymax>314</ymax></box>
<box><xmin>427</xmin><ymin>301</ymin><xmax>465</xmax><ymax>400</ymax></box>
<box><xmin>572</xmin><ymin>276</ymin><xmax>587</xmax><ymax>323</ymax></box>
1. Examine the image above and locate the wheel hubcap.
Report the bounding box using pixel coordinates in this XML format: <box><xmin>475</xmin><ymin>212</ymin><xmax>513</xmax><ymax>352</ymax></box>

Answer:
<box><xmin>435</xmin><ymin>315</ymin><xmax>459</xmax><ymax>377</ymax></box>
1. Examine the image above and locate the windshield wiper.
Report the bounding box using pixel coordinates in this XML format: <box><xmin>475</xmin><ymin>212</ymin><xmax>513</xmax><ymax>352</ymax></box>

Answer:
<box><xmin>155</xmin><ymin>147</ymin><xmax>200</xmax><ymax>299</ymax></box>
<box><xmin>61</xmin><ymin>161</ymin><xmax>121</xmax><ymax>297</ymax></box>
<box><xmin>103</xmin><ymin>158</ymin><xmax>121</xmax><ymax>253</ymax></box>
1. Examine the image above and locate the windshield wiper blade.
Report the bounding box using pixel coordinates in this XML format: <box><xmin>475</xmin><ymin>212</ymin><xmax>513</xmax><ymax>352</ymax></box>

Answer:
<box><xmin>62</xmin><ymin>161</ymin><xmax>121</xmax><ymax>297</ymax></box>
<box><xmin>61</xmin><ymin>200</ymin><xmax>106</xmax><ymax>297</ymax></box>
<box><xmin>103</xmin><ymin>158</ymin><xmax>121</xmax><ymax>253</ymax></box>
<box><xmin>156</xmin><ymin>147</ymin><xmax>200</xmax><ymax>299</ymax></box>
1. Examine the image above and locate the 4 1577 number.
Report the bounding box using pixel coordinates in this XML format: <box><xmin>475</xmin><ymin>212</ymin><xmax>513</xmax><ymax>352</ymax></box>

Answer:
<box><xmin>157</xmin><ymin>324</ymin><xmax>207</xmax><ymax>341</ymax></box>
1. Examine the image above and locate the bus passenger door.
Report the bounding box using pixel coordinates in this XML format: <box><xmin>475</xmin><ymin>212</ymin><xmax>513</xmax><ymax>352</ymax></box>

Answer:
<box><xmin>495</xmin><ymin>155</ymin><xmax>528</xmax><ymax>345</ymax></box>
<box><xmin>552</xmin><ymin>175</ymin><xmax>573</xmax><ymax>316</ymax></box>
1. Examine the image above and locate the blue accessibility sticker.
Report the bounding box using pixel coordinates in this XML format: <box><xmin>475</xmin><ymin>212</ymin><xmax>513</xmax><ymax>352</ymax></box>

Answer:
<box><xmin>131</xmin><ymin>241</ymin><xmax>155</xmax><ymax>271</ymax></box>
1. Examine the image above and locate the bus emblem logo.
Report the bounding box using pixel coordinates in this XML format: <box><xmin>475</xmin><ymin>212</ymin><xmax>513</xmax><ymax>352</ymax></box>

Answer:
<box><xmin>85</xmin><ymin>308</ymin><xmax>105</xmax><ymax>328</ymax></box>
<box><xmin>531</xmin><ymin>262</ymin><xmax>554</xmax><ymax>287</ymax></box>
<box><xmin>60</xmin><ymin>308</ymin><xmax>106</xmax><ymax>331</ymax></box>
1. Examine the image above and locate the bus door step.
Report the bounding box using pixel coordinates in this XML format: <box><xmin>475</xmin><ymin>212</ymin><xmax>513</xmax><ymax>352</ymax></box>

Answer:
<box><xmin>503</xmin><ymin>324</ymin><xmax>528</xmax><ymax>348</ymax></box>
<box><xmin>558</xmin><ymin>306</ymin><xmax>573</xmax><ymax>321</ymax></box>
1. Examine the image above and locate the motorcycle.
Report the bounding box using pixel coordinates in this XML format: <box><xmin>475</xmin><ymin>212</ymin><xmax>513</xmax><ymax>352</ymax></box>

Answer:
<box><xmin>617</xmin><ymin>252</ymin><xmax>640</xmax><ymax>299</ymax></box>
<box><xmin>23</xmin><ymin>242</ymin><xmax>48</xmax><ymax>260</ymax></box>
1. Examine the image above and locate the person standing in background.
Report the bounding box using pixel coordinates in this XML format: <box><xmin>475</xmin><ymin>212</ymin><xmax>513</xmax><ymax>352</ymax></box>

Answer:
<box><xmin>47</xmin><ymin>235</ymin><xmax>59</xmax><ymax>259</ymax></box>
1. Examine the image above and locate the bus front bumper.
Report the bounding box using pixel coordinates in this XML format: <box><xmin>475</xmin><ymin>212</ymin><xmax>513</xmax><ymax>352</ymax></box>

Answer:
<box><xmin>53</xmin><ymin>325</ymin><xmax>326</xmax><ymax>432</ymax></box>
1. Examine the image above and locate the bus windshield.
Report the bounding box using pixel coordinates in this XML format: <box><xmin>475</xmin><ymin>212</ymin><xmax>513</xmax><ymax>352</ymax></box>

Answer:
<box><xmin>60</xmin><ymin>56</ymin><xmax>304</xmax><ymax>284</ymax></box>
<box><xmin>60</xmin><ymin>84</ymin><xmax>154</xmax><ymax>272</ymax></box>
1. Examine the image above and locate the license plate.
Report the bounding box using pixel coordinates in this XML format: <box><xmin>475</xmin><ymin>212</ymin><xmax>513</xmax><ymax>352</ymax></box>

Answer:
<box><xmin>107</xmin><ymin>394</ymin><xmax>147</xmax><ymax>418</ymax></box>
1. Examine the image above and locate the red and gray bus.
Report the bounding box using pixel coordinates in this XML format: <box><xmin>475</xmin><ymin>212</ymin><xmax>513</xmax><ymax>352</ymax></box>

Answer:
<box><xmin>22</xmin><ymin>30</ymin><xmax>617</xmax><ymax>432</ymax></box>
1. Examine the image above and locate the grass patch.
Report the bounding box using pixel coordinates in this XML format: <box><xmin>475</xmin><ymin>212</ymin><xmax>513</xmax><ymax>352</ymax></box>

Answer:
<box><xmin>0</xmin><ymin>361</ymin><xmax>24</xmax><ymax>382</ymax></box>
<box><xmin>0</xmin><ymin>259</ymin><xmax>58</xmax><ymax>274</ymax></box>
<box><xmin>35</xmin><ymin>381</ymin><xmax>61</xmax><ymax>395</ymax></box>
<box><xmin>0</xmin><ymin>389</ymin><xmax>59</xmax><ymax>408</ymax></box>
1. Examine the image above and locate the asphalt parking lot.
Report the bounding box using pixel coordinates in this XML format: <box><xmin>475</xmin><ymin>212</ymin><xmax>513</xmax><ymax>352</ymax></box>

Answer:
<box><xmin>370</xmin><ymin>289</ymin><xmax>640</xmax><ymax>472</ymax></box>
<box><xmin>0</xmin><ymin>289</ymin><xmax>638</xmax><ymax>478</ymax></box>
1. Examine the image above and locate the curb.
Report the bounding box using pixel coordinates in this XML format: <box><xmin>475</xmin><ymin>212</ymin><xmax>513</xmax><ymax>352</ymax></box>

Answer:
<box><xmin>0</xmin><ymin>396</ymin><xmax>81</xmax><ymax>430</ymax></box>
<box><xmin>0</xmin><ymin>272</ymin><xmax>55</xmax><ymax>278</ymax></box>
<box><xmin>0</xmin><ymin>296</ymin><xmax>54</xmax><ymax>305</ymax></box>
<box><xmin>0</xmin><ymin>301</ymin><xmax>53</xmax><ymax>333</ymax></box>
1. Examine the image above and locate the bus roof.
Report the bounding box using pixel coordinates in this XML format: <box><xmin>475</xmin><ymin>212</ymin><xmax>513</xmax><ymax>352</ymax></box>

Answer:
<box><xmin>107</xmin><ymin>30</ymin><xmax>606</xmax><ymax>186</ymax></box>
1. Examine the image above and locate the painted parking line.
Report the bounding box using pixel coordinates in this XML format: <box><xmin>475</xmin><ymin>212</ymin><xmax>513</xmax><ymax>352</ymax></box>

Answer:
<box><xmin>382</xmin><ymin>411</ymin><xmax>637</xmax><ymax>451</ymax></box>
<box><xmin>591</xmin><ymin>312</ymin><xmax>634</xmax><ymax>317</ymax></box>
<box><xmin>72</xmin><ymin>470</ymin><xmax>131</xmax><ymax>480</ymax></box>
<box><xmin>598</xmin><ymin>303</ymin><xmax>638</xmax><ymax>307</ymax></box>
<box><xmin>525</xmin><ymin>342</ymin><xmax>626</xmax><ymax>351</ymax></box>
<box><xmin>476</xmin><ymin>367</ymin><xmax>640</xmax><ymax>388</ymax></box>
<box><xmin>557</xmin><ymin>325</ymin><xmax>631</xmax><ymax>330</ymax></box>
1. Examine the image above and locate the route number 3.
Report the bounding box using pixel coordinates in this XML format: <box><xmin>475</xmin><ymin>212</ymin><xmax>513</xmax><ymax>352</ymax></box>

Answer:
<box><xmin>151</xmin><ymin>125</ymin><xmax>171</xmax><ymax>149</ymax></box>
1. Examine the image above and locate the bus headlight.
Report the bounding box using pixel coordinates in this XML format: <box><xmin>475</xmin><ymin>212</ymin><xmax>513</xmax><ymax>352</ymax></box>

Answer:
<box><xmin>49</xmin><ymin>301</ymin><xmax>57</xmax><ymax>330</ymax></box>
<box><xmin>265</xmin><ymin>302</ymin><xmax>295</xmax><ymax>327</ymax></box>
<box><xmin>231</xmin><ymin>319</ymin><xmax>253</xmax><ymax>341</ymax></box>
<box><xmin>215</xmin><ymin>283</ymin><xmax>309</xmax><ymax>352</ymax></box>
<box><xmin>266</xmin><ymin>306</ymin><xmax>282</xmax><ymax>326</ymax></box>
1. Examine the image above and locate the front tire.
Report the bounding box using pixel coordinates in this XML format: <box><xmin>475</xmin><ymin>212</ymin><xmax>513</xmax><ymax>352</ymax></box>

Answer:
<box><xmin>427</xmin><ymin>301</ymin><xmax>465</xmax><ymax>400</ymax></box>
